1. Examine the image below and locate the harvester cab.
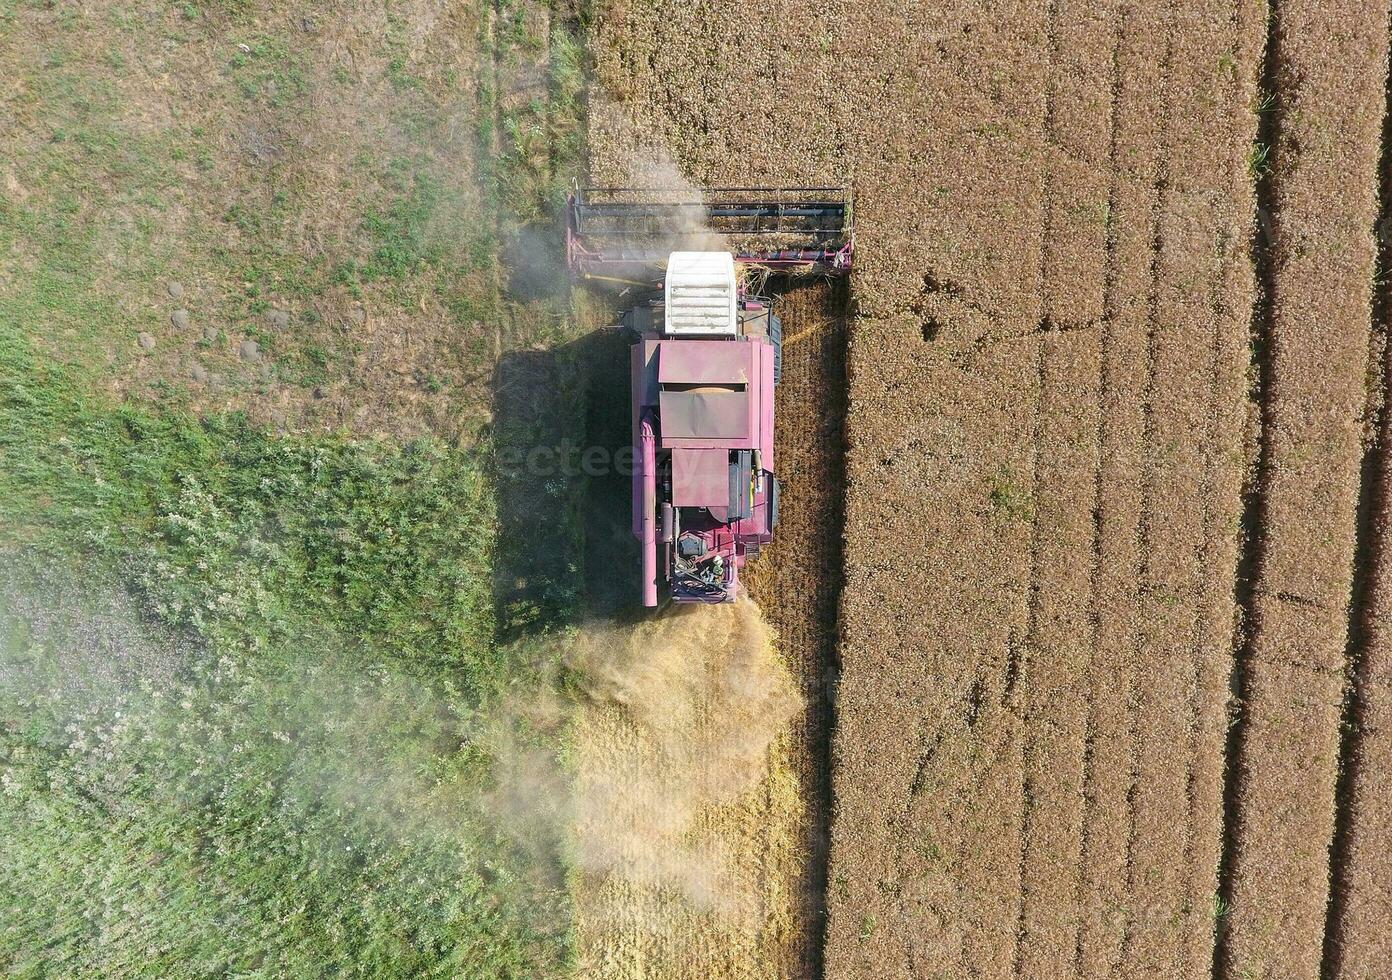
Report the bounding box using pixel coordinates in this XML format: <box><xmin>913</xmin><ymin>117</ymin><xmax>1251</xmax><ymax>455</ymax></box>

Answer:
<box><xmin>566</xmin><ymin>186</ymin><xmax>852</xmax><ymax>606</ymax></box>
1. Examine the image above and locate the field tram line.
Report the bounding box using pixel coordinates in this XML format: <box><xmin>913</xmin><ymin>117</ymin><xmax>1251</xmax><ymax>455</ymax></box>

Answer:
<box><xmin>1118</xmin><ymin>19</ymin><xmax>1176</xmax><ymax>971</ymax></box>
<box><xmin>1068</xmin><ymin>4</ymin><xmax>1178</xmax><ymax>972</ymax></box>
<box><xmin>1215</xmin><ymin>0</ymin><xmax>1390</xmax><ymax>974</ymax></box>
<box><xmin>1110</xmin><ymin>6</ymin><xmax>1259</xmax><ymax>969</ymax></box>
<box><xmin>1321</xmin><ymin>273</ymin><xmax>1391</xmax><ymax>980</ymax></box>
<box><xmin>1100</xmin><ymin>3</ymin><xmax>1259</xmax><ymax>974</ymax></box>
<box><xmin>1182</xmin><ymin>0</ymin><xmax>1265</xmax><ymax>974</ymax></box>
<box><xmin>1117</xmin><ymin>7</ymin><xmax>1217</xmax><ymax>969</ymax></box>
<box><xmin>1073</xmin><ymin>5</ymin><xmax>1126</xmax><ymax>973</ymax></box>
<box><xmin>1321</xmin><ymin>15</ymin><xmax>1392</xmax><ymax>975</ymax></box>
<box><xmin>1009</xmin><ymin>0</ymin><xmax>1060</xmax><ymax>968</ymax></box>
<box><xmin>1013</xmin><ymin>0</ymin><xmax>1123</xmax><ymax>972</ymax></box>
<box><xmin>1212</xmin><ymin>1</ymin><xmax>1281</xmax><ymax>965</ymax></box>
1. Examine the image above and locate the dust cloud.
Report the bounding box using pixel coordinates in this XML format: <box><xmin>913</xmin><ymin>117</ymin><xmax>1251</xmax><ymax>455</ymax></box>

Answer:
<box><xmin>3</xmin><ymin>558</ymin><xmax>800</xmax><ymax>909</ymax></box>
<box><xmin>567</xmin><ymin>598</ymin><xmax>799</xmax><ymax>913</ymax></box>
<box><xmin>481</xmin><ymin>597</ymin><xmax>801</xmax><ymax>920</ymax></box>
<box><xmin>619</xmin><ymin>150</ymin><xmax>728</xmax><ymax>255</ymax></box>
<box><xmin>583</xmin><ymin>101</ymin><xmax>729</xmax><ymax>257</ymax></box>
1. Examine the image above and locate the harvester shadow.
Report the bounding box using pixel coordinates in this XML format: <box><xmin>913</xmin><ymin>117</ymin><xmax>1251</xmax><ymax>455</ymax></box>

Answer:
<box><xmin>490</xmin><ymin>277</ymin><xmax>851</xmax><ymax>977</ymax></box>
<box><xmin>492</xmin><ymin>324</ymin><xmax>644</xmax><ymax>641</ymax></box>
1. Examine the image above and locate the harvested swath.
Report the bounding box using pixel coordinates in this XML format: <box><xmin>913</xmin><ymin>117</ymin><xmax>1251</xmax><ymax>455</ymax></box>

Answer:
<box><xmin>1118</xmin><ymin>2</ymin><xmax>1262</xmax><ymax>974</ymax></box>
<box><xmin>1331</xmin><ymin>441</ymin><xmax>1392</xmax><ymax>975</ymax></box>
<box><xmin>743</xmin><ymin>280</ymin><xmax>848</xmax><ymax>980</ymax></box>
<box><xmin>1015</xmin><ymin>3</ymin><xmax>1112</xmax><ymax>976</ymax></box>
<box><xmin>826</xmin><ymin>2</ymin><xmax>1261</xmax><ymax>976</ymax></box>
<box><xmin>825</xmin><ymin>2</ymin><xmax>1050</xmax><ymax>973</ymax></box>
<box><xmin>568</xmin><ymin>602</ymin><xmax>802</xmax><ymax>980</ymax></box>
<box><xmin>1219</xmin><ymin>3</ymin><xmax>1390</xmax><ymax>977</ymax></box>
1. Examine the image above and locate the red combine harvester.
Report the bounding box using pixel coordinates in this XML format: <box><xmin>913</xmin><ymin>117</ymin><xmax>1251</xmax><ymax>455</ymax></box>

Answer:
<box><xmin>566</xmin><ymin>186</ymin><xmax>853</xmax><ymax>605</ymax></box>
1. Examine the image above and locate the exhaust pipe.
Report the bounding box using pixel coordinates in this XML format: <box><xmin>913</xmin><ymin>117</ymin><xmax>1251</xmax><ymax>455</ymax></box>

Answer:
<box><xmin>640</xmin><ymin>414</ymin><xmax>658</xmax><ymax>607</ymax></box>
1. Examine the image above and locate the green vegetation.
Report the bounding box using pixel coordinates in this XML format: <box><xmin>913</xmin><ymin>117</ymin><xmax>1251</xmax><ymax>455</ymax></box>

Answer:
<box><xmin>1247</xmin><ymin>141</ymin><xmax>1273</xmax><ymax>180</ymax></box>
<box><xmin>490</xmin><ymin>1</ymin><xmax>588</xmax><ymax>227</ymax></box>
<box><xmin>1217</xmin><ymin>49</ymin><xmax>1237</xmax><ymax>79</ymax></box>
<box><xmin>988</xmin><ymin>464</ymin><xmax>1035</xmax><ymax>525</ymax></box>
<box><xmin>337</xmin><ymin>171</ymin><xmax>458</xmax><ymax>287</ymax></box>
<box><xmin>227</xmin><ymin>37</ymin><xmax>311</xmax><ymax>105</ymax></box>
<box><xmin>0</xmin><ymin>0</ymin><xmax>591</xmax><ymax>976</ymax></box>
<box><xmin>0</xmin><ymin>310</ymin><xmax>570</xmax><ymax>979</ymax></box>
<box><xmin>1</xmin><ymin>330</ymin><xmax>496</xmax><ymax>672</ymax></box>
<box><xmin>1212</xmin><ymin>894</ymin><xmax>1236</xmax><ymax>921</ymax></box>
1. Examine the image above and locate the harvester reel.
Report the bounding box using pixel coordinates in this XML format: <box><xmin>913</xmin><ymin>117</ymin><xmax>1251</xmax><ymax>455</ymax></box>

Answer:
<box><xmin>566</xmin><ymin>185</ymin><xmax>854</xmax><ymax>283</ymax></box>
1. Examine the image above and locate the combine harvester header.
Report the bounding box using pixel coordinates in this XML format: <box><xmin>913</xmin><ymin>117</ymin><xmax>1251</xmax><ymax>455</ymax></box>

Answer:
<box><xmin>566</xmin><ymin>185</ymin><xmax>854</xmax><ymax>283</ymax></box>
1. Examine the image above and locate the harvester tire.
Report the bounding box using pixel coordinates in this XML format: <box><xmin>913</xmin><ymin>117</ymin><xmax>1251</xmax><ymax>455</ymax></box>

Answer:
<box><xmin>769</xmin><ymin>314</ymin><xmax>783</xmax><ymax>384</ymax></box>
